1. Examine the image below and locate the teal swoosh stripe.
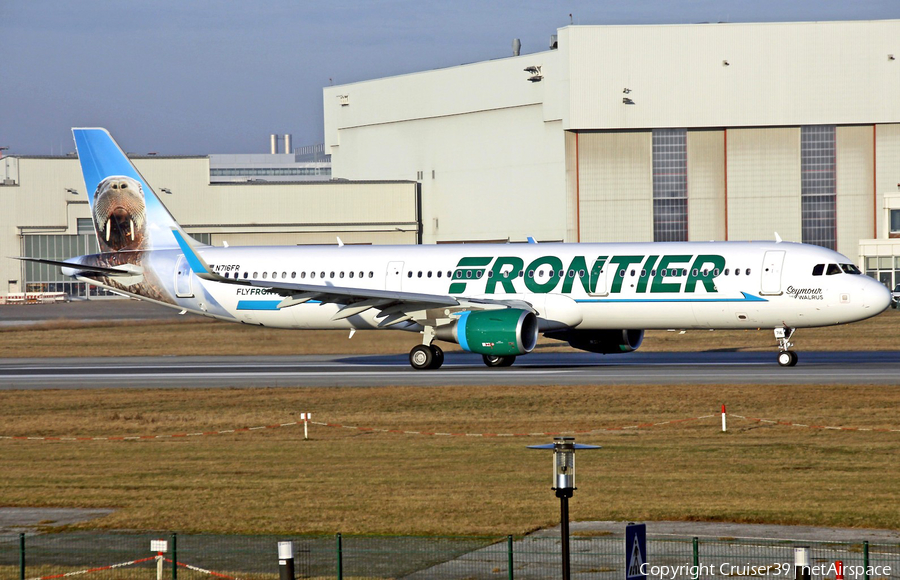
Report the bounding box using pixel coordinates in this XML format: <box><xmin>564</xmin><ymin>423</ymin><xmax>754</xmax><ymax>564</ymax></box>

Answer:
<box><xmin>575</xmin><ymin>292</ymin><xmax>768</xmax><ymax>304</ymax></box>
<box><xmin>237</xmin><ymin>300</ymin><xmax>281</xmax><ymax>310</ymax></box>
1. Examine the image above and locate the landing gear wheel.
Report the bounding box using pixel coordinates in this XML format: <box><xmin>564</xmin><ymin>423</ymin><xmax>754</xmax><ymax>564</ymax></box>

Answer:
<box><xmin>430</xmin><ymin>345</ymin><xmax>444</xmax><ymax>369</ymax></box>
<box><xmin>409</xmin><ymin>345</ymin><xmax>434</xmax><ymax>370</ymax></box>
<box><xmin>777</xmin><ymin>351</ymin><xmax>798</xmax><ymax>367</ymax></box>
<box><xmin>482</xmin><ymin>354</ymin><xmax>516</xmax><ymax>368</ymax></box>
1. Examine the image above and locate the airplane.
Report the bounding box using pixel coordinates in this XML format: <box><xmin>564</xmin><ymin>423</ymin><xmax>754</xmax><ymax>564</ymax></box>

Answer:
<box><xmin>17</xmin><ymin>128</ymin><xmax>893</xmax><ymax>370</ymax></box>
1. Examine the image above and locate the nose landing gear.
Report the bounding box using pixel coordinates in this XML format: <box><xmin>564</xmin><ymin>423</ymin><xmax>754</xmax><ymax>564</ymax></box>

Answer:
<box><xmin>774</xmin><ymin>326</ymin><xmax>798</xmax><ymax>367</ymax></box>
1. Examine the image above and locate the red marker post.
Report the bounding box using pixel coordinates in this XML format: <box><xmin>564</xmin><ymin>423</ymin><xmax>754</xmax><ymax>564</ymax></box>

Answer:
<box><xmin>722</xmin><ymin>404</ymin><xmax>727</xmax><ymax>432</ymax></box>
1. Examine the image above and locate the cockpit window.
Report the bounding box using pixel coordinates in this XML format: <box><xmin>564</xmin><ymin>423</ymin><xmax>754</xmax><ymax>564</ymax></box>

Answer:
<box><xmin>826</xmin><ymin>263</ymin><xmax>842</xmax><ymax>275</ymax></box>
<box><xmin>840</xmin><ymin>263</ymin><xmax>861</xmax><ymax>275</ymax></box>
<box><xmin>812</xmin><ymin>264</ymin><xmax>824</xmax><ymax>276</ymax></box>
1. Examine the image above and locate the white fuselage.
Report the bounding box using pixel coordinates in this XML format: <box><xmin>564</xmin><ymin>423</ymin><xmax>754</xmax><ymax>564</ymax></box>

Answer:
<box><xmin>113</xmin><ymin>240</ymin><xmax>890</xmax><ymax>333</ymax></box>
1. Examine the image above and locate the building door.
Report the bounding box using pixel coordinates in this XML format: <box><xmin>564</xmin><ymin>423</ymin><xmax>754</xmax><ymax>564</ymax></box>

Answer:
<box><xmin>386</xmin><ymin>261</ymin><xmax>404</xmax><ymax>291</ymax></box>
<box><xmin>760</xmin><ymin>250</ymin><xmax>786</xmax><ymax>295</ymax></box>
<box><xmin>175</xmin><ymin>255</ymin><xmax>194</xmax><ymax>298</ymax></box>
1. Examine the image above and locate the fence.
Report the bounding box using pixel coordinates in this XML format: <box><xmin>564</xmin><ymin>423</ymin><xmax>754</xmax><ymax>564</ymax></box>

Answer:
<box><xmin>0</xmin><ymin>292</ymin><xmax>66</xmax><ymax>305</ymax></box>
<box><xmin>1</xmin><ymin>531</ymin><xmax>898</xmax><ymax>580</ymax></box>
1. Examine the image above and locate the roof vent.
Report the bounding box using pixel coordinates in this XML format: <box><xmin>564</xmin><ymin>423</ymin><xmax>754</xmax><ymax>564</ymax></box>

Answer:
<box><xmin>550</xmin><ymin>35</ymin><xmax>558</xmax><ymax>49</ymax></box>
<box><xmin>512</xmin><ymin>38</ymin><xmax>521</xmax><ymax>56</ymax></box>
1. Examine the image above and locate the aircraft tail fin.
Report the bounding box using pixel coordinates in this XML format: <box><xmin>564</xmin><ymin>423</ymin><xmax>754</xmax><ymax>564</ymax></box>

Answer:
<box><xmin>72</xmin><ymin>128</ymin><xmax>191</xmax><ymax>253</ymax></box>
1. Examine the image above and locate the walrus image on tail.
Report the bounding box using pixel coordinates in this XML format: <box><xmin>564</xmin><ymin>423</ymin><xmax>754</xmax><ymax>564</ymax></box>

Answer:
<box><xmin>93</xmin><ymin>176</ymin><xmax>148</xmax><ymax>252</ymax></box>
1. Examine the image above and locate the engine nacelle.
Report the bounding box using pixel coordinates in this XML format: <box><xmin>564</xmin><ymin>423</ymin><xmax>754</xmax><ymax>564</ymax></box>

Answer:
<box><xmin>436</xmin><ymin>309</ymin><xmax>538</xmax><ymax>356</ymax></box>
<box><xmin>545</xmin><ymin>329</ymin><xmax>644</xmax><ymax>354</ymax></box>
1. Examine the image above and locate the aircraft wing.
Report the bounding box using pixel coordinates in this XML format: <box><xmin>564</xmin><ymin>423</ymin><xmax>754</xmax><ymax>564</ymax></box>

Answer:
<box><xmin>170</xmin><ymin>229</ymin><xmax>533</xmax><ymax>326</ymax></box>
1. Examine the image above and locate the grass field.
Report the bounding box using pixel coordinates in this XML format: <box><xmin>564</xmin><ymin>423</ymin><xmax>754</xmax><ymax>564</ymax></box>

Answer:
<box><xmin>1</xmin><ymin>308</ymin><xmax>898</xmax><ymax>358</ymax></box>
<box><xmin>2</xmin><ymin>384</ymin><xmax>898</xmax><ymax>535</ymax></box>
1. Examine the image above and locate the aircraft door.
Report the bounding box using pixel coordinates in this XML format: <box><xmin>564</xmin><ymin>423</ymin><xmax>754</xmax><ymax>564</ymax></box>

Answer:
<box><xmin>588</xmin><ymin>260</ymin><xmax>609</xmax><ymax>296</ymax></box>
<box><xmin>760</xmin><ymin>250</ymin><xmax>786</xmax><ymax>296</ymax></box>
<box><xmin>175</xmin><ymin>254</ymin><xmax>194</xmax><ymax>298</ymax></box>
<box><xmin>386</xmin><ymin>261</ymin><xmax>404</xmax><ymax>291</ymax></box>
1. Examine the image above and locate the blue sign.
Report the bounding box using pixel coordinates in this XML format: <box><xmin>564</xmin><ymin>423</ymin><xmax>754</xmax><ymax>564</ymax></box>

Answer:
<box><xmin>626</xmin><ymin>523</ymin><xmax>647</xmax><ymax>580</ymax></box>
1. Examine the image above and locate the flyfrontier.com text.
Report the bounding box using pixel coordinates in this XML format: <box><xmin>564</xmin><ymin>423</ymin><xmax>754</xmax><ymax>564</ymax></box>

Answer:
<box><xmin>640</xmin><ymin>563</ymin><xmax>892</xmax><ymax>579</ymax></box>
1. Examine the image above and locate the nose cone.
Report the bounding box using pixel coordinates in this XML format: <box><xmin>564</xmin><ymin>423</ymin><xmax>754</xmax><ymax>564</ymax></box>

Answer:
<box><xmin>862</xmin><ymin>278</ymin><xmax>893</xmax><ymax>314</ymax></box>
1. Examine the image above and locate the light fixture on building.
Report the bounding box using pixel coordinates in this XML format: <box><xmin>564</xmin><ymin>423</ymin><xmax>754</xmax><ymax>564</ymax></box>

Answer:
<box><xmin>889</xmin><ymin>54</ymin><xmax>896</xmax><ymax>61</ymax></box>
<box><xmin>64</xmin><ymin>188</ymin><xmax>79</xmax><ymax>195</ymax></box>
<box><xmin>524</xmin><ymin>65</ymin><xmax>542</xmax><ymax>82</ymax></box>
<box><xmin>160</xmin><ymin>188</ymin><xmax>173</xmax><ymax>195</ymax></box>
<box><xmin>723</xmin><ymin>60</ymin><xmax>730</xmax><ymax>66</ymax></box>
<box><xmin>529</xmin><ymin>437</ymin><xmax>600</xmax><ymax>580</ymax></box>
<box><xmin>623</xmin><ymin>97</ymin><xmax>635</xmax><ymax>105</ymax></box>
<box><xmin>623</xmin><ymin>88</ymin><xmax>631</xmax><ymax>94</ymax></box>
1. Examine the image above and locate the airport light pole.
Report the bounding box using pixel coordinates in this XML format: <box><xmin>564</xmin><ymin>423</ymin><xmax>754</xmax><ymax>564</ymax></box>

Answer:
<box><xmin>528</xmin><ymin>437</ymin><xmax>600</xmax><ymax>580</ymax></box>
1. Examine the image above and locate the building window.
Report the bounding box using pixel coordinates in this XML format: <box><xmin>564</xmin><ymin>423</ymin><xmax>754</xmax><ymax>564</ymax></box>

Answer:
<box><xmin>801</xmin><ymin>125</ymin><xmax>836</xmax><ymax>250</ymax></box>
<box><xmin>76</xmin><ymin>218</ymin><xmax>94</xmax><ymax>235</ymax></box>
<box><xmin>652</xmin><ymin>129</ymin><xmax>688</xmax><ymax>242</ymax></box>
<box><xmin>890</xmin><ymin>209</ymin><xmax>900</xmax><ymax>238</ymax></box>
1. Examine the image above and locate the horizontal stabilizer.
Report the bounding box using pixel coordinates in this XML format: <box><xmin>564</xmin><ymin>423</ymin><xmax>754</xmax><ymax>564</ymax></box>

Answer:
<box><xmin>14</xmin><ymin>257</ymin><xmax>135</xmax><ymax>276</ymax></box>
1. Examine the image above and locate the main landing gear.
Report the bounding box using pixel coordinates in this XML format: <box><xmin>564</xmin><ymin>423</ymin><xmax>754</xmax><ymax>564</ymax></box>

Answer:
<box><xmin>409</xmin><ymin>344</ymin><xmax>444</xmax><ymax>370</ymax></box>
<box><xmin>482</xmin><ymin>354</ymin><xmax>516</xmax><ymax>367</ymax></box>
<box><xmin>775</xmin><ymin>326</ymin><xmax>798</xmax><ymax>367</ymax></box>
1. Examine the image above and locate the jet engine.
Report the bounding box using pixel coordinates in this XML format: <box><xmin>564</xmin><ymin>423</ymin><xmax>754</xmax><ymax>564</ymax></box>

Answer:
<box><xmin>436</xmin><ymin>309</ymin><xmax>538</xmax><ymax>356</ymax></box>
<box><xmin>545</xmin><ymin>328</ymin><xmax>644</xmax><ymax>354</ymax></box>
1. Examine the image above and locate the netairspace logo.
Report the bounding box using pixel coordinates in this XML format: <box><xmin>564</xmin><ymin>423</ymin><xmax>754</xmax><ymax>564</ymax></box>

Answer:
<box><xmin>640</xmin><ymin>563</ymin><xmax>892</xmax><ymax>579</ymax></box>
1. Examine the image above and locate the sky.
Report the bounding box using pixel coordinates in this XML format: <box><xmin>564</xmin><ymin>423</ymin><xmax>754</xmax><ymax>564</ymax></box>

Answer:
<box><xmin>1</xmin><ymin>1</ymin><xmax>898</xmax><ymax>155</ymax></box>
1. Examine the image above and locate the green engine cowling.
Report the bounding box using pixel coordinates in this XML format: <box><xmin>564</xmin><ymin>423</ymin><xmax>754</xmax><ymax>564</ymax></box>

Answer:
<box><xmin>436</xmin><ymin>309</ymin><xmax>538</xmax><ymax>356</ymax></box>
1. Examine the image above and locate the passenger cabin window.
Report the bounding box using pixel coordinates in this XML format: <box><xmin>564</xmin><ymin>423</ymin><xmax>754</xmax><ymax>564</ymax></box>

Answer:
<box><xmin>826</xmin><ymin>263</ymin><xmax>842</xmax><ymax>275</ymax></box>
<box><xmin>812</xmin><ymin>264</ymin><xmax>824</xmax><ymax>276</ymax></box>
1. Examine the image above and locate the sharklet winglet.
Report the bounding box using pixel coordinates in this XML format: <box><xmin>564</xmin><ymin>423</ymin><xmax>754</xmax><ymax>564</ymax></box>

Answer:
<box><xmin>170</xmin><ymin>228</ymin><xmax>212</xmax><ymax>276</ymax></box>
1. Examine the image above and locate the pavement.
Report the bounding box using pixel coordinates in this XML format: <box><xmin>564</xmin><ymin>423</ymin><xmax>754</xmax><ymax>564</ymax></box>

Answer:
<box><xmin>0</xmin><ymin>508</ymin><xmax>115</xmax><ymax>535</ymax></box>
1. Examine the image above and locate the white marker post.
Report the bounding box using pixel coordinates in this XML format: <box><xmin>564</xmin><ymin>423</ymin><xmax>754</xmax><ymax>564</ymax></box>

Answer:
<box><xmin>151</xmin><ymin>540</ymin><xmax>168</xmax><ymax>580</ymax></box>
<box><xmin>301</xmin><ymin>413</ymin><xmax>310</xmax><ymax>440</ymax></box>
<box><xmin>722</xmin><ymin>404</ymin><xmax>727</xmax><ymax>432</ymax></box>
<box><xmin>278</xmin><ymin>541</ymin><xmax>295</xmax><ymax>580</ymax></box>
<box><xmin>794</xmin><ymin>547</ymin><xmax>811</xmax><ymax>580</ymax></box>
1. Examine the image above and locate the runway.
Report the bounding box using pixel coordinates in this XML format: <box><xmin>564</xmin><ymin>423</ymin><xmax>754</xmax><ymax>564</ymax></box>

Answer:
<box><xmin>1</xmin><ymin>351</ymin><xmax>899</xmax><ymax>389</ymax></box>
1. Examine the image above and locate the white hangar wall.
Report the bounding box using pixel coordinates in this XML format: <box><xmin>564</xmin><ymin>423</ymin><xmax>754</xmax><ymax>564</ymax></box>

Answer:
<box><xmin>325</xmin><ymin>50</ymin><xmax>567</xmax><ymax>244</ymax></box>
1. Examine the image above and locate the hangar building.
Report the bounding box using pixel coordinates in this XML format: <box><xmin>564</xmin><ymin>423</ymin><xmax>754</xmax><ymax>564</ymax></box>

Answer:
<box><xmin>323</xmin><ymin>20</ymin><xmax>900</xmax><ymax>287</ymax></box>
<box><xmin>0</xmin><ymin>154</ymin><xmax>418</xmax><ymax>297</ymax></box>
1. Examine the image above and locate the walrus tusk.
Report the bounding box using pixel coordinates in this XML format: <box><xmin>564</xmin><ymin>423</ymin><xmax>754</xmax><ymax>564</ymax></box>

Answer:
<box><xmin>105</xmin><ymin>219</ymin><xmax>111</xmax><ymax>241</ymax></box>
<box><xmin>130</xmin><ymin>219</ymin><xmax>135</xmax><ymax>241</ymax></box>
